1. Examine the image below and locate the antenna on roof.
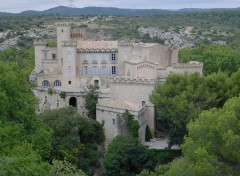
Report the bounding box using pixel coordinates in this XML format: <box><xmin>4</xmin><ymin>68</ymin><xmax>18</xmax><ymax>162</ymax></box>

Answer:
<box><xmin>68</xmin><ymin>0</ymin><xmax>75</xmax><ymax>8</ymax></box>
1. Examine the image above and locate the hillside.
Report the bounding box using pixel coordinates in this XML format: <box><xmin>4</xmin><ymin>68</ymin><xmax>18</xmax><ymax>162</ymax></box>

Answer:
<box><xmin>0</xmin><ymin>6</ymin><xmax>240</xmax><ymax>17</ymax></box>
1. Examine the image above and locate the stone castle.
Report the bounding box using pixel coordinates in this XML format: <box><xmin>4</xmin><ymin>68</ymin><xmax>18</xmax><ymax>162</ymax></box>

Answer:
<box><xmin>31</xmin><ymin>22</ymin><xmax>203</xmax><ymax>144</ymax></box>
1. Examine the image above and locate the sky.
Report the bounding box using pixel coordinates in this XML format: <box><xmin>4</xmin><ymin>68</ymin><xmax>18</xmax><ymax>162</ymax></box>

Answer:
<box><xmin>0</xmin><ymin>0</ymin><xmax>239</xmax><ymax>13</ymax></box>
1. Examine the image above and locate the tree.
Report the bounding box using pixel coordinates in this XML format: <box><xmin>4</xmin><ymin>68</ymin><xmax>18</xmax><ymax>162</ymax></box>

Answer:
<box><xmin>145</xmin><ymin>125</ymin><xmax>152</xmax><ymax>142</ymax></box>
<box><xmin>150</xmin><ymin>73</ymin><xmax>213</xmax><ymax>147</ymax></box>
<box><xmin>104</xmin><ymin>135</ymin><xmax>156</xmax><ymax>176</ymax></box>
<box><xmin>40</xmin><ymin>107</ymin><xmax>105</xmax><ymax>175</ymax></box>
<box><xmin>85</xmin><ymin>85</ymin><xmax>98</xmax><ymax>119</ymax></box>
<box><xmin>167</xmin><ymin>96</ymin><xmax>240</xmax><ymax>176</ymax></box>
<box><xmin>0</xmin><ymin>52</ymin><xmax>53</xmax><ymax>174</ymax></box>
<box><xmin>205</xmin><ymin>71</ymin><xmax>232</xmax><ymax>108</ymax></box>
<box><xmin>138</xmin><ymin>164</ymin><xmax>170</xmax><ymax>176</ymax></box>
<box><xmin>49</xmin><ymin>160</ymin><xmax>86</xmax><ymax>176</ymax></box>
<box><xmin>0</xmin><ymin>61</ymin><xmax>52</xmax><ymax>160</ymax></box>
<box><xmin>179</xmin><ymin>44</ymin><xmax>240</xmax><ymax>75</ymax></box>
<box><xmin>0</xmin><ymin>142</ymin><xmax>50</xmax><ymax>176</ymax></box>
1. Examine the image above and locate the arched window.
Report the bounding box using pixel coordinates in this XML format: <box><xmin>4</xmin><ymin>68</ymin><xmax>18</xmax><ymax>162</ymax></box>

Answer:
<box><xmin>54</xmin><ymin>80</ymin><xmax>62</xmax><ymax>87</ymax></box>
<box><xmin>42</xmin><ymin>80</ymin><xmax>50</xmax><ymax>88</ymax></box>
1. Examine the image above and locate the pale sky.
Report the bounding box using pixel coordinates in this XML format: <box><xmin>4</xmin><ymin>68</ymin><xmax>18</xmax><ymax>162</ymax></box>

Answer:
<box><xmin>0</xmin><ymin>0</ymin><xmax>239</xmax><ymax>13</ymax></box>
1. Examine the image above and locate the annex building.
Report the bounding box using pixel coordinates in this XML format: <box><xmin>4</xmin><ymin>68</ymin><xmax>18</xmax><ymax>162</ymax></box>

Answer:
<box><xmin>31</xmin><ymin>22</ymin><xmax>203</xmax><ymax>144</ymax></box>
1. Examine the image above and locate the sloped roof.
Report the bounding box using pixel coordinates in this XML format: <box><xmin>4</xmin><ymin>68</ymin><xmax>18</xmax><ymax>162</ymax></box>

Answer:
<box><xmin>98</xmin><ymin>99</ymin><xmax>142</xmax><ymax>112</ymax></box>
<box><xmin>77</xmin><ymin>41</ymin><xmax>118</xmax><ymax>49</ymax></box>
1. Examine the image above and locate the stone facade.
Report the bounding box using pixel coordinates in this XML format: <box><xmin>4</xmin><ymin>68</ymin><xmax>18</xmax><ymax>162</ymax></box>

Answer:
<box><xmin>32</xmin><ymin>23</ymin><xmax>203</xmax><ymax>144</ymax></box>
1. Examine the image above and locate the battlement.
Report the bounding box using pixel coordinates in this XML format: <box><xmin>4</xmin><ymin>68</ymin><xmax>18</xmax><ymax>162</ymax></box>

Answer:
<box><xmin>118</xmin><ymin>40</ymin><xmax>133</xmax><ymax>47</ymax></box>
<box><xmin>34</xmin><ymin>40</ymin><xmax>48</xmax><ymax>46</ymax></box>
<box><xmin>172</xmin><ymin>62</ymin><xmax>203</xmax><ymax>68</ymax></box>
<box><xmin>61</xmin><ymin>41</ymin><xmax>77</xmax><ymax>47</ymax></box>
<box><xmin>70</xmin><ymin>29</ymin><xmax>84</xmax><ymax>39</ymax></box>
<box><xmin>109</xmin><ymin>76</ymin><xmax>156</xmax><ymax>85</ymax></box>
<box><xmin>55</xmin><ymin>22</ymin><xmax>70</xmax><ymax>27</ymax></box>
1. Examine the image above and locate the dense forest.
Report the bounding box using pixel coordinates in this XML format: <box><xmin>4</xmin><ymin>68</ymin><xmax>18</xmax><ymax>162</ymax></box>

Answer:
<box><xmin>0</xmin><ymin>9</ymin><xmax>240</xmax><ymax>175</ymax></box>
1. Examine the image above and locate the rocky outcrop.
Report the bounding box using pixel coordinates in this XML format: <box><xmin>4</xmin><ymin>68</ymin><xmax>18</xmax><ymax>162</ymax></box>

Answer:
<box><xmin>138</xmin><ymin>27</ymin><xmax>195</xmax><ymax>48</ymax></box>
<box><xmin>84</xmin><ymin>28</ymin><xmax>112</xmax><ymax>41</ymax></box>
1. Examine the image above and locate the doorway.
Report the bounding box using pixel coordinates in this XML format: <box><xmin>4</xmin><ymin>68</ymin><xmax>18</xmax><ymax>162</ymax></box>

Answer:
<box><xmin>69</xmin><ymin>97</ymin><xmax>77</xmax><ymax>107</ymax></box>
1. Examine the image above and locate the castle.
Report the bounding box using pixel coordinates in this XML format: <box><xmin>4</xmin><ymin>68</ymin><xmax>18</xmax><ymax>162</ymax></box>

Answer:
<box><xmin>32</xmin><ymin>22</ymin><xmax>203</xmax><ymax>144</ymax></box>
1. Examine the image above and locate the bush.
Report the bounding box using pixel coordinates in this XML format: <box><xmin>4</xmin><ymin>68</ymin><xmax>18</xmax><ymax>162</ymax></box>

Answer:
<box><xmin>48</xmin><ymin>39</ymin><xmax>57</xmax><ymax>47</ymax></box>
<box><xmin>59</xmin><ymin>91</ymin><xmax>66</xmax><ymax>99</ymax></box>
<box><xmin>48</xmin><ymin>88</ymin><xmax>53</xmax><ymax>95</ymax></box>
<box><xmin>148</xmin><ymin>149</ymin><xmax>182</xmax><ymax>164</ymax></box>
<box><xmin>145</xmin><ymin>125</ymin><xmax>152</xmax><ymax>142</ymax></box>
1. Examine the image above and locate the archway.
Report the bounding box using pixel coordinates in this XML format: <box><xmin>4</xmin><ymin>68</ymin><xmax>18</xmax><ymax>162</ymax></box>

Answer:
<box><xmin>69</xmin><ymin>97</ymin><xmax>77</xmax><ymax>107</ymax></box>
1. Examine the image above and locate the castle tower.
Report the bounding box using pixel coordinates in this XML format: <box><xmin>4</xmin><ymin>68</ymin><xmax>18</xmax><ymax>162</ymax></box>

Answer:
<box><xmin>56</xmin><ymin>22</ymin><xmax>71</xmax><ymax>68</ymax></box>
<box><xmin>117</xmin><ymin>40</ymin><xmax>133</xmax><ymax>76</ymax></box>
<box><xmin>61</xmin><ymin>41</ymin><xmax>78</xmax><ymax>88</ymax></box>
<box><xmin>34</xmin><ymin>40</ymin><xmax>48</xmax><ymax>73</ymax></box>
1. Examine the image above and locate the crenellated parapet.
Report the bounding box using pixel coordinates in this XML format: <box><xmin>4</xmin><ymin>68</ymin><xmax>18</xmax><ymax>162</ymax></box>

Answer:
<box><xmin>55</xmin><ymin>22</ymin><xmax>70</xmax><ymax>27</ymax></box>
<box><xmin>172</xmin><ymin>61</ymin><xmax>203</xmax><ymax>69</ymax></box>
<box><xmin>34</xmin><ymin>40</ymin><xmax>48</xmax><ymax>46</ymax></box>
<box><xmin>78</xmin><ymin>48</ymin><xmax>118</xmax><ymax>53</ymax></box>
<box><xmin>118</xmin><ymin>40</ymin><xmax>133</xmax><ymax>47</ymax></box>
<box><xmin>109</xmin><ymin>76</ymin><xmax>156</xmax><ymax>86</ymax></box>
<box><xmin>61</xmin><ymin>41</ymin><xmax>77</xmax><ymax>47</ymax></box>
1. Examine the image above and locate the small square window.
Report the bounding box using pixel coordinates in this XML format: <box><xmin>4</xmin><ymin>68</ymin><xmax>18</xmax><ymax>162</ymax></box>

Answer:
<box><xmin>68</xmin><ymin>81</ymin><xmax>71</xmax><ymax>85</ymax></box>
<box><xmin>52</xmin><ymin>54</ymin><xmax>56</xmax><ymax>60</ymax></box>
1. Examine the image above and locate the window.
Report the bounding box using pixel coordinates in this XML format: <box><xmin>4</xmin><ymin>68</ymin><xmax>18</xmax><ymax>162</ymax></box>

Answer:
<box><xmin>68</xmin><ymin>81</ymin><xmax>71</xmax><ymax>85</ymax></box>
<box><xmin>92</xmin><ymin>54</ymin><xmax>97</xmax><ymax>64</ymax></box>
<box><xmin>62</xmin><ymin>29</ymin><xmax>63</xmax><ymax>33</ymax></box>
<box><xmin>142</xmin><ymin>101</ymin><xmax>146</xmax><ymax>106</ymax></box>
<box><xmin>112</xmin><ymin>66</ymin><xmax>116</xmax><ymax>75</ymax></box>
<box><xmin>111</xmin><ymin>53</ymin><xmax>116</xmax><ymax>61</ymax></box>
<box><xmin>83</xmin><ymin>66</ymin><xmax>88</xmax><ymax>75</ymax></box>
<box><xmin>92</xmin><ymin>66</ymin><xmax>97</xmax><ymax>75</ymax></box>
<box><xmin>42</xmin><ymin>80</ymin><xmax>50</xmax><ymax>88</ymax></box>
<box><xmin>112</xmin><ymin>119</ymin><xmax>116</xmax><ymax>125</ymax></box>
<box><xmin>102</xmin><ymin>66</ymin><xmax>107</xmax><ymax>75</ymax></box>
<box><xmin>52</xmin><ymin>54</ymin><xmax>56</xmax><ymax>60</ymax></box>
<box><xmin>54</xmin><ymin>80</ymin><xmax>61</xmax><ymax>87</ymax></box>
<box><xmin>102</xmin><ymin>54</ymin><xmax>107</xmax><ymax>63</ymax></box>
<box><xmin>83</xmin><ymin>54</ymin><xmax>88</xmax><ymax>64</ymax></box>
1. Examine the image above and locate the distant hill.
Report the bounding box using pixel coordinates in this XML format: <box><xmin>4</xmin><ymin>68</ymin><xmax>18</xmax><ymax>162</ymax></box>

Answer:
<box><xmin>0</xmin><ymin>6</ymin><xmax>239</xmax><ymax>17</ymax></box>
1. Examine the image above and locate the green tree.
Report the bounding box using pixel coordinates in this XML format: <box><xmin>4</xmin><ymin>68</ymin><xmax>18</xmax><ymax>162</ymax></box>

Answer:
<box><xmin>40</xmin><ymin>107</ymin><xmax>105</xmax><ymax>174</ymax></box>
<box><xmin>85</xmin><ymin>85</ymin><xmax>98</xmax><ymax>119</ymax></box>
<box><xmin>167</xmin><ymin>96</ymin><xmax>240</xmax><ymax>176</ymax></box>
<box><xmin>145</xmin><ymin>125</ymin><xmax>152</xmax><ymax>142</ymax></box>
<box><xmin>104</xmin><ymin>135</ymin><xmax>156</xmax><ymax>176</ymax></box>
<box><xmin>125</xmin><ymin>111</ymin><xmax>140</xmax><ymax>138</ymax></box>
<box><xmin>205</xmin><ymin>71</ymin><xmax>232</xmax><ymax>108</ymax></box>
<box><xmin>150</xmin><ymin>73</ymin><xmax>213</xmax><ymax>147</ymax></box>
<box><xmin>179</xmin><ymin>44</ymin><xmax>240</xmax><ymax>75</ymax></box>
<box><xmin>0</xmin><ymin>143</ymin><xmax>50</xmax><ymax>176</ymax></box>
<box><xmin>48</xmin><ymin>39</ymin><xmax>57</xmax><ymax>47</ymax></box>
<box><xmin>49</xmin><ymin>160</ymin><xmax>86</xmax><ymax>176</ymax></box>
